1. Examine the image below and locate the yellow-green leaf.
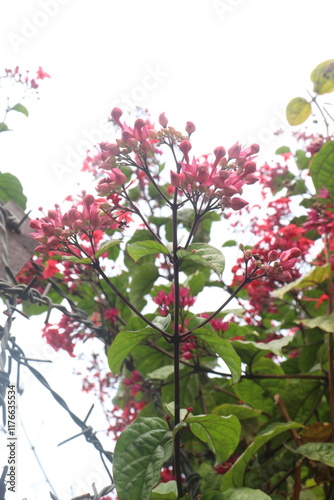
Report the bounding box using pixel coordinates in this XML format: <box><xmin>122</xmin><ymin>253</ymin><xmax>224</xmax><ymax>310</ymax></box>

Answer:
<box><xmin>310</xmin><ymin>59</ymin><xmax>334</xmax><ymax>95</ymax></box>
<box><xmin>286</xmin><ymin>97</ymin><xmax>312</xmax><ymax>126</ymax></box>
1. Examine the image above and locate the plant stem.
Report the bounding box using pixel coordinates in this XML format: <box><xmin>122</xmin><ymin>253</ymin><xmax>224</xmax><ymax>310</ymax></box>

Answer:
<box><xmin>172</xmin><ymin>187</ymin><xmax>183</xmax><ymax>498</ymax></box>
<box><xmin>324</xmin><ymin>233</ymin><xmax>334</xmax><ymax>441</ymax></box>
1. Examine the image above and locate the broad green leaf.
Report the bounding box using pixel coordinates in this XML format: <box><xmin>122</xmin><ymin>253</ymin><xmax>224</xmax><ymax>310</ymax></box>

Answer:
<box><xmin>127</xmin><ymin>240</ymin><xmax>169</xmax><ymax>262</ymax></box>
<box><xmin>212</xmin><ymin>403</ymin><xmax>261</xmax><ymax>420</ymax></box>
<box><xmin>130</xmin><ymin>263</ymin><xmax>159</xmax><ymax>309</ymax></box>
<box><xmin>310</xmin><ymin>59</ymin><xmax>334</xmax><ymax>95</ymax></box>
<box><xmin>177</xmin><ymin>243</ymin><xmax>225</xmax><ymax>277</ymax></box>
<box><xmin>295</xmin><ymin>442</ymin><xmax>334</xmax><ymax>467</ymax></box>
<box><xmin>162</xmin><ymin>370</ymin><xmax>199</xmax><ymax>408</ymax></box>
<box><xmin>275</xmin><ymin>146</ymin><xmax>291</xmax><ymax>155</ymax></box>
<box><xmin>0</xmin><ymin>172</ymin><xmax>27</xmax><ymax>209</ymax></box>
<box><xmin>231</xmin><ymin>336</ymin><xmax>293</xmax><ymax>364</ymax></box>
<box><xmin>147</xmin><ymin>365</ymin><xmax>175</xmax><ymax>380</ymax></box>
<box><xmin>108</xmin><ymin>316</ymin><xmax>170</xmax><ymax>373</ymax></box>
<box><xmin>221</xmin><ymin>422</ymin><xmax>303</xmax><ymax>491</ymax></box>
<box><xmin>150</xmin><ymin>481</ymin><xmax>177</xmax><ymax>499</ymax></box>
<box><xmin>113</xmin><ymin>417</ymin><xmax>173</xmax><ymax>500</ymax></box>
<box><xmin>10</xmin><ymin>103</ymin><xmax>29</xmax><ymax>117</ymax></box>
<box><xmin>297</xmin><ymin>311</ymin><xmax>334</xmax><ymax>333</ymax></box>
<box><xmin>192</xmin><ymin>329</ymin><xmax>241</xmax><ymax>383</ymax></box>
<box><xmin>232</xmin><ymin>379</ymin><xmax>273</xmax><ymax>414</ymax></box>
<box><xmin>222</xmin><ymin>488</ymin><xmax>272</xmax><ymax>500</ymax></box>
<box><xmin>200</xmin><ymin>493</ymin><xmax>225</xmax><ymax>500</ymax></box>
<box><xmin>222</xmin><ymin>240</ymin><xmax>236</xmax><ymax>248</ymax></box>
<box><xmin>94</xmin><ymin>239</ymin><xmax>121</xmax><ymax>259</ymax></box>
<box><xmin>187</xmin><ymin>414</ymin><xmax>241</xmax><ymax>464</ymax></box>
<box><xmin>61</xmin><ymin>256</ymin><xmax>92</xmax><ymax>264</ymax></box>
<box><xmin>0</xmin><ymin>122</ymin><xmax>9</xmax><ymax>132</ymax></box>
<box><xmin>272</xmin><ymin>265</ymin><xmax>330</xmax><ymax>299</ymax></box>
<box><xmin>286</xmin><ymin>97</ymin><xmax>312</xmax><ymax>126</ymax></box>
<box><xmin>163</xmin><ymin>402</ymin><xmax>189</xmax><ymax>421</ymax></box>
<box><xmin>295</xmin><ymin>149</ymin><xmax>310</xmax><ymax>170</ymax></box>
<box><xmin>310</xmin><ymin>141</ymin><xmax>334</xmax><ymax>196</ymax></box>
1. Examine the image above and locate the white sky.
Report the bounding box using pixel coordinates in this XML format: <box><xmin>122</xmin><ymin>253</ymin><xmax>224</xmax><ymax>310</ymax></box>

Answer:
<box><xmin>1</xmin><ymin>0</ymin><xmax>334</xmax><ymax>498</ymax></box>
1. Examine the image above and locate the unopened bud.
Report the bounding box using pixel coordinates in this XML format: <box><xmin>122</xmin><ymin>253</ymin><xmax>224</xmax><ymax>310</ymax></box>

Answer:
<box><xmin>159</xmin><ymin>112</ymin><xmax>168</xmax><ymax>128</ymax></box>
<box><xmin>185</xmin><ymin>121</ymin><xmax>196</xmax><ymax>136</ymax></box>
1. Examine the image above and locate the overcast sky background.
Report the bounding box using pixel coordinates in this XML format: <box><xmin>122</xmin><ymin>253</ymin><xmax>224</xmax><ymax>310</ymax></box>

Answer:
<box><xmin>1</xmin><ymin>0</ymin><xmax>334</xmax><ymax>498</ymax></box>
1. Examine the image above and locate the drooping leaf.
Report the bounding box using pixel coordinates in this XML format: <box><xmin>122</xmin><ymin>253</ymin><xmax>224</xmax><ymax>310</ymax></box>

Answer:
<box><xmin>177</xmin><ymin>243</ymin><xmax>225</xmax><ymax>278</ymax></box>
<box><xmin>191</xmin><ymin>329</ymin><xmax>241</xmax><ymax>384</ymax></box>
<box><xmin>221</xmin><ymin>422</ymin><xmax>303</xmax><ymax>490</ymax></box>
<box><xmin>130</xmin><ymin>263</ymin><xmax>159</xmax><ymax>309</ymax></box>
<box><xmin>222</xmin><ymin>488</ymin><xmax>272</xmax><ymax>500</ymax></box>
<box><xmin>113</xmin><ymin>417</ymin><xmax>173</xmax><ymax>500</ymax></box>
<box><xmin>272</xmin><ymin>265</ymin><xmax>331</xmax><ymax>299</ymax></box>
<box><xmin>61</xmin><ymin>256</ymin><xmax>92</xmax><ymax>264</ymax></box>
<box><xmin>108</xmin><ymin>316</ymin><xmax>170</xmax><ymax>373</ymax></box>
<box><xmin>187</xmin><ymin>414</ymin><xmax>241</xmax><ymax>464</ymax></box>
<box><xmin>310</xmin><ymin>59</ymin><xmax>334</xmax><ymax>95</ymax></box>
<box><xmin>275</xmin><ymin>146</ymin><xmax>291</xmax><ymax>155</ymax></box>
<box><xmin>294</xmin><ymin>442</ymin><xmax>334</xmax><ymax>467</ymax></box>
<box><xmin>296</xmin><ymin>311</ymin><xmax>334</xmax><ymax>333</ymax></box>
<box><xmin>127</xmin><ymin>240</ymin><xmax>169</xmax><ymax>262</ymax></box>
<box><xmin>147</xmin><ymin>365</ymin><xmax>175</xmax><ymax>380</ymax></box>
<box><xmin>212</xmin><ymin>403</ymin><xmax>261</xmax><ymax>420</ymax></box>
<box><xmin>0</xmin><ymin>122</ymin><xmax>9</xmax><ymax>132</ymax></box>
<box><xmin>150</xmin><ymin>481</ymin><xmax>178</xmax><ymax>499</ymax></box>
<box><xmin>94</xmin><ymin>239</ymin><xmax>121</xmax><ymax>259</ymax></box>
<box><xmin>286</xmin><ymin>97</ymin><xmax>312</xmax><ymax>126</ymax></box>
<box><xmin>231</xmin><ymin>336</ymin><xmax>293</xmax><ymax>364</ymax></box>
<box><xmin>10</xmin><ymin>103</ymin><xmax>29</xmax><ymax>117</ymax></box>
<box><xmin>0</xmin><ymin>172</ymin><xmax>27</xmax><ymax>209</ymax></box>
<box><xmin>310</xmin><ymin>141</ymin><xmax>334</xmax><ymax>196</ymax></box>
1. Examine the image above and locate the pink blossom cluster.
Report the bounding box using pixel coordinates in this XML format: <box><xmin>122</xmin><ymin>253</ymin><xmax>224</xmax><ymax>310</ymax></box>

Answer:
<box><xmin>170</xmin><ymin>140</ymin><xmax>259</xmax><ymax>211</ymax></box>
<box><xmin>153</xmin><ymin>286</ymin><xmax>196</xmax><ymax>316</ymax></box>
<box><xmin>2</xmin><ymin>65</ymin><xmax>50</xmax><ymax>90</ymax></box>
<box><xmin>258</xmin><ymin>247</ymin><xmax>302</xmax><ymax>281</ymax></box>
<box><xmin>30</xmin><ymin>194</ymin><xmax>128</xmax><ymax>254</ymax></box>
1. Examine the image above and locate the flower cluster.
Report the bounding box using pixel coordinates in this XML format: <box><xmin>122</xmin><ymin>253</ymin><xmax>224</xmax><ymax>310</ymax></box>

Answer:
<box><xmin>30</xmin><ymin>194</ymin><xmax>129</xmax><ymax>255</ymax></box>
<box><xmin>170</xmin><ymin>141</ymin><xmax>259</xmax><ymax>211</ymax></box>
<box><xmin>42</xmin><ymin>315</ymin><xmax>86</xmax><ymax>357</ymax></box>
<box><xmin>153</xmin><ymin>286</ymin><xmax>196</xmax><ymax>316</ymax></box>
<box><xmin>2</xmin><ymin>65</ymin><xmax>50</xmax><ymax>90</ymax></box>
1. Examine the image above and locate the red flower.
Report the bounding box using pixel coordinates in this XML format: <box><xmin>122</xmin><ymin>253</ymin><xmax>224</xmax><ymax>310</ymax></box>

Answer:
<box><xmin>36</xmin><ymin>67</ymin><xmax>51</xmax><ymax>80</ymax></box>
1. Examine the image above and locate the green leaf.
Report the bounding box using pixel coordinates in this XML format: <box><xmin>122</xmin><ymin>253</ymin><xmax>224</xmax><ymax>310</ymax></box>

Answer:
<box><xmin>113</xmin><ymin>417</ymin><xmax>173</xmax><ymax>500</ymax></box>
<box><xmin>221</xmin><ymin>422</ymin><xmax>303</xmax><ymax>491</ymax></box>
<box><xmin>10</xmin><ymin>103</ymin><xmax>29</xmax><ymax>117</ymax></box>
<box><xmin>222</xmin><ymin>240</ymin><xmax>236</xmax><ymax>248</ymax></box>
<box><xmin>272</xmin><ymin>265</ymin><xmax>331</xmax><ymax>299</ymax></box>
<box><xmin>0</xmin><ymin>172</ymin><xmax>27</xmax><ymax>209</ymax></box>
<box><xmin>127</xmin><ymin>240</ymin><xmax>169</xmax><ymax>262</ymax></box>
<box><xmin>231</xmin><ymin>336</ymin><xmax>293</xmax><ymax>364</ymax></box>
<box><xmin>297</xmin><ymin>311</ymin><xmax>334</xmax><ymax>332</ymax></box>
<box><xmin>275</xmin><ymin>146</ymin><xmax>291</xmax><ymax>155</ymax></box>
<box><xmin>192</xmin><ymin>329</ymin><xmax>241</xmax><ymax>384</ymax></box>
<box><xmin>310</xmin><ymin>141</ymin><xmax>334</xmax><ymax>196</ymax></box>
<box><xmin>0</xmin><ymin>122</ymin><xmax>9</xmax><ymax>132</ymax></box>
<box><xmin>295</xmin><ymin>149</ymin><xmax>310</xmax><ymax>170</ymax></box>
<box><xmin>200</xmin><ymin>493</ymin><xmax>225</xmax><ymax>500</ymax></box>
<box><xmin>61</xmin><ymin>256</ymin><xmax>92</xmax><ymax>264</ymax></box>
<box><xmin>147</xmin><ymin>365</ymin><xmax>175</xmax><ymax>380</ymax></box>
<box><xmin>187</xmin><ymin>414</ymin><xmax>241</xmax><ymax>464</ymax></box>
<box><xmin>130</xmin><ymin>263</ymin><xmax>159</xmax><ymax>309</ymax></box>
<box><xmin>94</xmin><ymin>239</ymin><xmax>121</xmax><ymax>259</ymax></box>
<box><xmin>286</xmin><ymin>97</ymin><xmax>312</xmax><ymax>126</ymax></box>
<box><xmin>295</xmin><ymin>442</ymin><xmax>334</xmax><ymax>467</ymax></box>
<box><xmin>232</xmin><ymin>379</ymin><xmax>273</xmax><ymax>413</ymax></box>
<box><xmin>150</xmin><ymin>481</ymin><xmax>178</xmax><ymax>499</ymax></box>
<box><xmin>222</xmin><ymin>488</ymin><xmax>272</xmax><ymax>500</ymax></box>
<box><xmin>108</xmin><ymin>316</ymin><xmax>170</xmax><ymax>373</ymax></box>
<box><xmin>310</xmin><ymin>59</ymin><xmax>334</xmax><ymax>95</ymax></box>
<box><xmin>212</xmin><ymin>403</ymin><xmax>261</xmax><ymax>420</ymax></box>
<box><xmin>177</xmin><ymin>243</ymin><xmax>225</xmax><ymax>278</ymax></box>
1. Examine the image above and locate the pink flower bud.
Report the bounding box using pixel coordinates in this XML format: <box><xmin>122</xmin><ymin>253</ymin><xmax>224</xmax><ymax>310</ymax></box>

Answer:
<box><xmin>230</xmin><ymin>197</ymin><xmax>249</xmax><ymax>211</ymax></box>
<box><xmin>83</xmin><ymin>194</ymin><xmax>95</xmax><ymax>208</ymax></box>
<box><xmin>185</xmin><ymin>121</ymin><xmax>196</xmax><ymax>136</ymax></box>
<box><xmin>228</xmin><ymin>142</ymin><xmax>242</xmax><ymax>159</ymax></box>
<box><xmin>268</xmin><ymin>250</ymin><xmax>279</xmax><ymax>262</ymax></box>
<box><xmin>244</xmin><ymin>161</ymin><xmax>256</xmax><ymax>175</ymax></box>
<box><xmin>133</xmin><ymin>119</ymin><xmax>148</xmax><ymax>142</ymax></box>
<box><xmin>159</xmin><ymin>112</ymin><xmax>168</xmax><ymax>128</ymax></box>
<box><xmin>280</xmin><ymin>247</ymin><xmax>302</xmax><ymax>262</ymax></box>
<box><xmin>179</xmin><ymin>140</ymin><xmax>192</xmax><ymax>163</ymax></box>
<box><xmin>100</xmin><ymin>142</ymin><xmax>120</xmax><ymax>156</ymax></box>
<box><xmin>112</xmin><ymin>167</ymin><xmax>127</xmax><ymax>186</ymax></box>
<box><xmin>170</xmin><ymin>171</ymin><xmax>183</xmax><ymax>188</ymax></box>
<box><xmin>111</xmin><ymin>107</ymin><xmax>123</xmax><ymax>128</ymax></box>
